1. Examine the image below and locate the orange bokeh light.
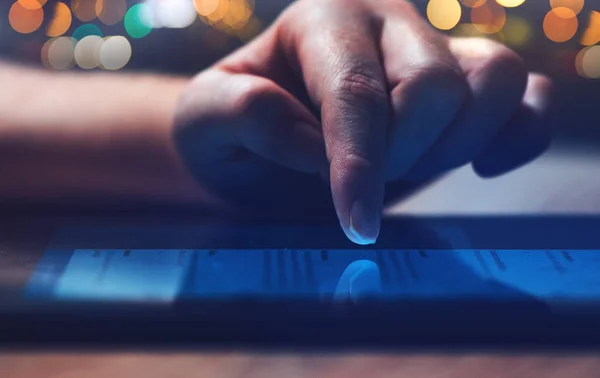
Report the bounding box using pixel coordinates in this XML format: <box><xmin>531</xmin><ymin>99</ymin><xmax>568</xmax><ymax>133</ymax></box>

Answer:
<box><xmin>581</xmin><ymin>11</ymin><xmax>600</xmax><ymax>46</ymax></box>
<box><xmin>549</xmin><ymin>0</ymin><xmax>584</xmax><ymax>15</ymax></box>
<box><xmin>47</xmin><ymin>2</ymin><xmax>72</xmax><ymax>37</ymax></box>
<box><xmin>9</xmin><ymin>2</ymin><xmax>44</xmax><ymax>34</ymax></box>
<box><xmin>543</xmin><ymin>7</ymin><xmax>578</xmax><ymax>43</ymax></box>
<box><xmin>18</xmin><ymin>0</ymin><xmax>47</xmax><ymax>10</ymax></box>
<box><xmin>460</xmin><ymin>0</ymin><xmax>487</xmax><ymax>8</ymax></box>
<box><xmin>96</xmin><ymin>0</ymin><xmax>127</xmax><ymax>25</ymax></box>
<box><xmin>471</xmin><ymin>0</ymin><xmax>506</xmax><ymax>34</ymax></box>
<box><xmin>71</xmin><ymin>0</ymin><xmax>97</xmax><ymax>22</ymax></box>
<box><xmin>195</xmin><ymin>0</ymin><xmax>220</xmax><ymax>17</ymax></box>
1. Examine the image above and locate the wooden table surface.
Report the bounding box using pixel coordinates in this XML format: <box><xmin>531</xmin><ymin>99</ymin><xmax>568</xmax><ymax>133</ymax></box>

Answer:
<box><xmin>2</xmin><ymin>353</ymin><xmax>600</xmax><ymax>377</ymax></box>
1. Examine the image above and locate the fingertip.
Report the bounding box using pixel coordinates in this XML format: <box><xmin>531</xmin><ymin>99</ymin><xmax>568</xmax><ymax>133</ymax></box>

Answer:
<box><xmin>330</xmin><ymin>154</ymin><xmax>383</xmax><ymax>246</ymax></box>
<box><xmin>348</xmin><ymin>200</ymin><xmax>380</xmax><ymax>245</ymax></box>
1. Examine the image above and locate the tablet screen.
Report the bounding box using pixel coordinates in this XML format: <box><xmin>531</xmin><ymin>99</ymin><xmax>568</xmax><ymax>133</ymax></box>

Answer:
<box><xmin>13</xmin><ymin>218</ymin><xmax>600</xmax><ymax>305</ymax></box>
<box><xmin>24</xmin><ymin>248</ymin><xmax>600</xmax><ymax>304</ymax></box>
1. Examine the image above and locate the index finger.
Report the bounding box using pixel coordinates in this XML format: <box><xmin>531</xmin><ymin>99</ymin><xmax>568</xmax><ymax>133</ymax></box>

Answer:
<box><xmin>280</xmin><ymin>1</ymin><xmax>388</xmax><ymax>244</ymax></box>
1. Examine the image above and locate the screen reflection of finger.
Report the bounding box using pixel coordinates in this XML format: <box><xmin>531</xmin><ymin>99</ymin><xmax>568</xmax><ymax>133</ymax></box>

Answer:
<box><xmin>333</xmin><ymin>260</ymin><xmax>382</xmax><ymax>303</ymax></box>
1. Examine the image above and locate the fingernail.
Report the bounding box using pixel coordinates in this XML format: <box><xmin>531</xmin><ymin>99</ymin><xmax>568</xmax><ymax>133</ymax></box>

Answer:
<box><xmin>345</xmin><ymin>200</ymin><xmax>380</xmax><ymax>245</ymax></box>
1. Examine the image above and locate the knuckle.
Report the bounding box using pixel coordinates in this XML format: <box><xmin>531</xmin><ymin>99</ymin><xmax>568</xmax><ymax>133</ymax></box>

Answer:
<box><xmin>395</xmin><ymin>61</ymin><xmax>468</xmax><ymax>118</ymax></box>
<box><xmin>332</xmin><ymin>68</ymin><xmax>388</xmax><ymax>105</ymax></box>
<box><xmin>334</xmin><ymin>150</ymin><xmax>375</xmax><ymax>179</ymax></box>
<box><xmin>404</xmin><ymin>61</ymin><xmax>468</xmax><ymax>100</ymax></box>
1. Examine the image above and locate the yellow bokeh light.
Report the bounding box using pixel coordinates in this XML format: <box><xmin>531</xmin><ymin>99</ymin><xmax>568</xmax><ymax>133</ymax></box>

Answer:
<box><xmin>223</xmin><ymin>0</ymin><xmax>252</xmax><ymax>29</ymax></box>
<box><xmin>471</xmin><ymin>1</ymin><xmax>506</xmax><ymax>34</ymax></box>
<box><xmin>194</xmin><ymin>0</ymin><xmax>220</xmax><ymax>17</ymax></box>
<box><xmin>581</xmin><ymin>45</ymin><xmax>600</xmax><ymax>79</ymax></box>
<box><xmin>9</xmin><ymin>2</ymin><xmax>44</xmax><ymax>34</ymax></box>
<box><xmin>46</xmin><ymin>2</ymin><xmax>72</xmax><ymax>37</ymax></box>
<box><xmin>549</xmin><ymin>0</ymin><xmax>584</xmax><ymax>15</ymax></box>
<box><xmin>96</xmin><ymin>0</ymin><xmax>127</xmax><ymax>25</ymax></box>
<box><xmin>451</xmin><ymin>23</ymin><xmax>485</xmax><ymax>37</ymax></box>
<box><xmin>71</xmin><ymin>0</ymin><xmax>97</xmax><ymax>22</ymax></box>
<box><xmin>496</xmin><ymin>0</ymin><xmax>526</xmax><ymax>7</ymax></box>
<box><xmin>543</xmin><ymin>7</ymin><xmax>578</xmax><ymax>43</ymax></box>
<box><xmin>503</xmin><ymin>16</ymin><xmax>532</xmax><ymax>46</ymax></box>
<box><xmin>460</xmin><ymin>0</ymin><xmax>487</xmax><ymax>8</ymax></box>
<box><xmin>18</xmin><ymin>0</ymin><xmax>47</xmax><ymax>10</ymax></box>
<box><xmin>581</xmin><ymin>11</ymin><xmax>600</xmax><ymax>46</ymax></box>
<box><xmin>427</xmin><ymin>0</ymin><xmax>462</xmax><ymax>31</ymax></box>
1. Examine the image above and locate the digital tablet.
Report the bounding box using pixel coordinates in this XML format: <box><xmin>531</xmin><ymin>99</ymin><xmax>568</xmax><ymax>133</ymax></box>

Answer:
<box><xmin>2</xmin><ymin>214</ymin><xmax>600</xmax><ymax>350</ymax></box>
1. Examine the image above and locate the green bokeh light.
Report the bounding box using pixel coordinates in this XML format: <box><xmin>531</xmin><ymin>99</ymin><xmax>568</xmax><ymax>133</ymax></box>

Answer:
<box><xmin>72</xmin><ymin>24</ymin><xmax>103</xmax><ymax>41</ymax></box>
<box><xmin>124</xmin><ymin>4</ymin><xmax>152</xmax><ymax>39</ymax></box>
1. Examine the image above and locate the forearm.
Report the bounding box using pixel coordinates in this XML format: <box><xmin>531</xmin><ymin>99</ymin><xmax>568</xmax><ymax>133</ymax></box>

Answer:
<box><xmin>0</xmin><ymin>63</ymin><xmax>215</xmax><ymax>210</ymax></box>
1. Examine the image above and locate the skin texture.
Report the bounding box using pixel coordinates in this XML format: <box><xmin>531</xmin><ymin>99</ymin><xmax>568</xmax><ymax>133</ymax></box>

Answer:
<box><xmin>173</xmin><ymin>0</ymin><xmax>555</xmax><ymax>245</ymax></box>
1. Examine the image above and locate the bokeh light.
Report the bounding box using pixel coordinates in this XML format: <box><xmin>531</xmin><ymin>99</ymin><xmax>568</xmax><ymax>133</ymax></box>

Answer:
<box><xmin>579</xmin><ymin>45</ymin><xmax>600</xmax><ymax>79</ymax></box>
<box><xmin>581</xmin><ymin>11</ymin><xmax>600</xmax><ymax>46</ymax></box>
<box><xmin>41</xmin><ymin>37</ymin><xmax>53</xmax><ymax>69</ymax></box>
<box><xmin>223</xmin><ymin>0</ymin><xmax>253</xmax><ymax>29</ymax></box>
<box><xmin>503</xmin><ymin>15</ymin><xmax>532</xmax><ymax>47</ymax></box>
<box><xmin>44</xmin><ymin>36</ymin><xmax>75</xmax><ymax>70</ymax></box>
<box><xmin>460</xmin><ymin>0</ymin><xmax>486</xmax><ymax>8</ymax></box>
<box><xmin>206</xmin><ymin>0</ymin><xmax>230</xmax><ymax>23</ymax></box>
<box><xmin>427</xmin><ymin>0</ymin><xmax>462</xmax><ymax>31</ymax></box>
<box><xmin>497</xmin><ymin>0</ymin><xmax>526</xmax><ymax>7</ymax></box>
<box><xmin>235</xmin><ymin>15</ymin><xmax>262</xmax><ymax>41</ymax></box>
<box><xmin>451</xmin><ymin>23</ymin><xmax>486</xmax><ymax>38</ymax></box>
<box><xmin>9</xmin><ymin>1</ymin><xmax>44</xmax><ymax>34</ymax></box>
<box><xmin>18</xmin><ymin>0</ymin><xmax>47</xmax><ymax>10</ymax></box>
<box><xmin>96</xmin><ymin>0</ymin><xmax>126</xmax><ymax>25</ymax></box>
<box><xmin>144</xmin><ymin>0</ymin><xmax>197</xmax><ymax>29</ymax></box>
<box><xmin>71</xmin><ymin>0</ymin><xmax>97</xmax><ymax>22</ymax></box>
<box><xmin>575</xmin><ymin>46</ymin><xmax>590</xmax><ymax>77</ymax></box>
<box><xmin>46</xmin><ymin>2</ymin><xmax>72</xmax><ymax>37</ymax></box>
<box><xmin>100</xmin><ymin>36</ymin><xmax>132</xmax><ymax>70</ymax></box>
<box><xmin>543</xmin><ymin>7</ymin><xmax>578</xmax><ymax>43</ymax></box>
<box><xmin>471</xmin><ymin>0</ymin><xmax>506</xmax><ymax>34</ymax></box>
<box><xmin>74</xmin><ymin>34</ymin><xmax>103</xmax><ymax>69</ymax></box>
<box><xmin>549</xmin><ymin>0</ymin><xmax>584</xmax><ymax>15</ymax></box>
<box><xmin>124</xmin><ymin>4</ymin><xmax>153</xmax><ymax>38</ymax></box>
<box><xmin>194</xmin><ymin>0</ymin><xmax>220</xmax><ymax>17</ymax></box>
<box><xmin>72</xmin><ymin>23</ymin><xmax>103</xmax><ymax>40</ymax></box>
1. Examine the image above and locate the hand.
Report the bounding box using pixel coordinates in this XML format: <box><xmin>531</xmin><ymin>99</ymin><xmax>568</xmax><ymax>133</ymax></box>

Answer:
<box><xmin>173</xmin><ymin>0</ymin><xmax>555</xmax><ymax>244</ymax></box>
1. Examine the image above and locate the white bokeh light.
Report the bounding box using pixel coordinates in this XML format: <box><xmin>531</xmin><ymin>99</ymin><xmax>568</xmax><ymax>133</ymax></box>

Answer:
<box><xmin>144</xmin><ymin>0</ymin><xmax>197</xmax><ymax>29</ymax></box>
<box><xmin>74</xmin><ymin>35</ymin><xmax>104</xmax><ymax>69</ymax></box>
<box><xmin>100</xmin><ymin>36</ymin><xmax>132</xmax><ymax>70</ymax></box>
